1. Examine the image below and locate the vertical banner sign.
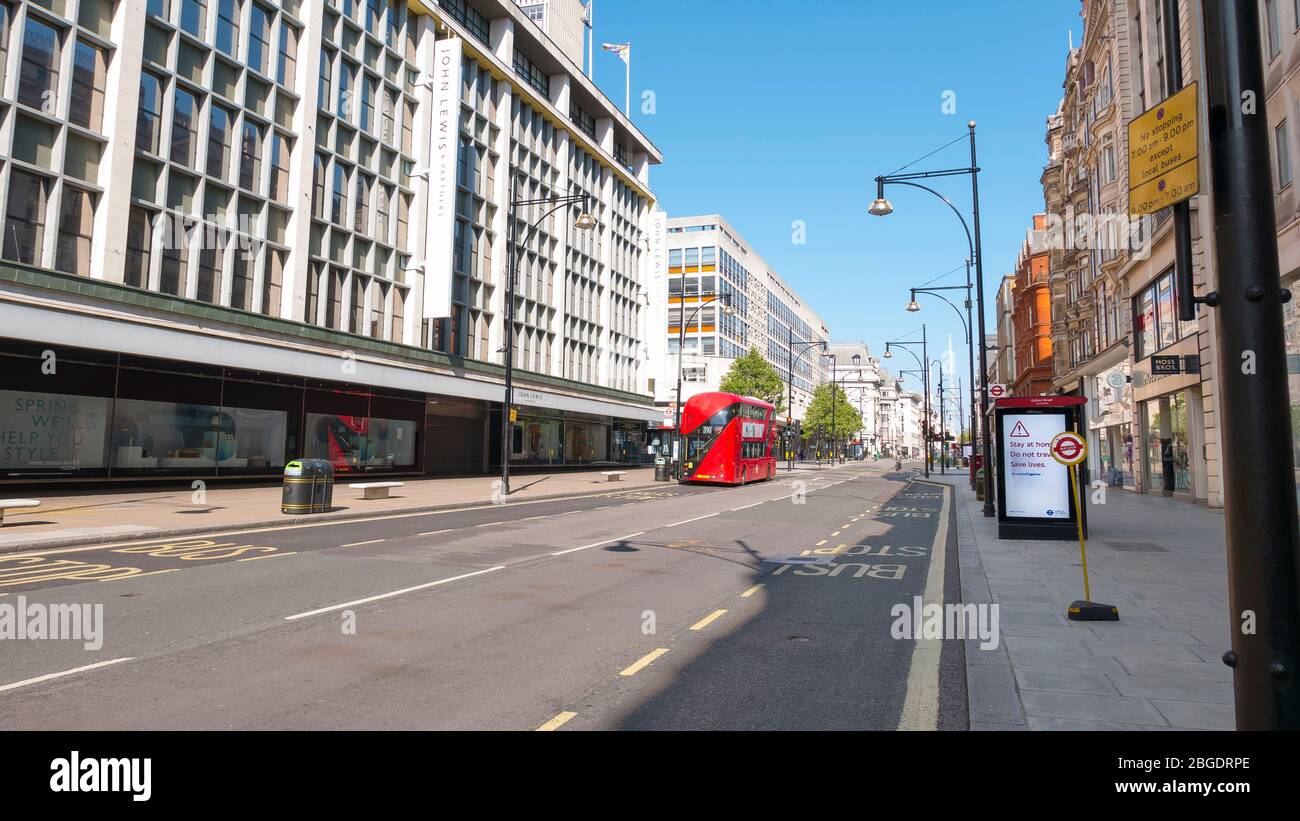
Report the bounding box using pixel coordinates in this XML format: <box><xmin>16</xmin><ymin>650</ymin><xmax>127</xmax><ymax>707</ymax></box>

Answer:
<box><xmin>423</xmin><ymin>38</ymin><xmax>462</xmax><ymax>319</ymax></box>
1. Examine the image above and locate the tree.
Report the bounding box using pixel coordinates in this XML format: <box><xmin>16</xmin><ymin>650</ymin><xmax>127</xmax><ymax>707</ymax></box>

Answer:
<box><xmin>804</xmin><ymin>383</ymin><xmax>863</xmax><ymax>443</ymax></box>
<box><xmin>719</xmin><ymin>347</ymin><xmax>786</xmax><ymax>413</ymax></box>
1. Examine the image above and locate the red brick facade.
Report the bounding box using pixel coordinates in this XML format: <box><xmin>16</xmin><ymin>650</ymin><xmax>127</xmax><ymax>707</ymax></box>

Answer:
<box><xmin>1012</xmin><ymin>214</ymin><xmax>1053</xmax><ymax>396</ymax></box>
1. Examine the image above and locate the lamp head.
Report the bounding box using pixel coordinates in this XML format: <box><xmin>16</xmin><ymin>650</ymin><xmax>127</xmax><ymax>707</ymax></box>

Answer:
<box><xmin>868</xmin><ymin>178</ymin><xmax>893</xmax><ymax>217</ymax></box>
<box><xmin>883</xmin><ymin>347</ymin><xmax>893</xmax><ymax>359</ymax></box>
<box><xmin>574</xmin><ymin>202</ymin><xmax>597</xmax><ymax>230</ymax></box>
<box><xmin>905</xmin><ymin>293</ymin><xmax>921</xmax><ymax>313</ymax></box>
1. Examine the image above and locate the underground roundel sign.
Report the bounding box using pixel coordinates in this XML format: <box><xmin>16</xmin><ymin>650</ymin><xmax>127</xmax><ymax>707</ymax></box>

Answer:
<box><xmin>1049</xmin><ymin>431</ymin><xmax>1088</xmax><ymax>466</ymax></box>
<box><xmin>989</xmin><ymin>384</ymin><xmax>1008</xmax><ymax>399</ymax></box>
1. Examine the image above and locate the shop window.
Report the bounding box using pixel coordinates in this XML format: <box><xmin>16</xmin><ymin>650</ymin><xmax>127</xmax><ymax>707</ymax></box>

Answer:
<box><xmin>111</xmin><ymin>368</ymin><xmax>222</xmax><ymax>474</ymax></box>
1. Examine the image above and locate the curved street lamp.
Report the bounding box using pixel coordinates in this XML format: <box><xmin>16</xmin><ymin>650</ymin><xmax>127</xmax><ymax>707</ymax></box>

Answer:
<box><xmin>884</xmin><ymin>325</ymin><xmax>929</xmax><ymax>478</ymax></box>
<box><xmin>501</xmin><ymin>175</ymin><xmax>597</xmax><ymax>498</ymax></box>
<box><xmin>870</xmin><ymin>121</ymin><xmax>994</xmax><ymax>516</ymax></box>
<box><xmin>785</xmin><ymin>336</ymin><xmax>828</xmax><ymax>470</ymax></box>
<box><xmin>908</xmin><ymin>280</ymin><xmax>978</xmax><ymax>489</ymax></box>
<box><xmin>673</xmin><ymin>293</ymin><xmax>735</xmax><ymax>476</ymax></box>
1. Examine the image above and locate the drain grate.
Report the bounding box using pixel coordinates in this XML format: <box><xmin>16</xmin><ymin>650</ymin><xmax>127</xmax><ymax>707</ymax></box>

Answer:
<box><xmin>1102</xmin><ymin>541</ymin><xmax>1167</xmax><ymax>553</ymax></box>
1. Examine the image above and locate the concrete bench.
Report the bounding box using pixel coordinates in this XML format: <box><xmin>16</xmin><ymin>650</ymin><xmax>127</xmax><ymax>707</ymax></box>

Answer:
<box><xmin>0</xmin><ymin>499</ymin><xmax>40</xmax><ymax>524</ymax></box>
<box><xmin>600</xmin><ymin>471</ymin><xmax>627</xmax><ymax>482</ymax></box>
<box><xmin>347</xmin><ymin>482</ymin><xmax>405</xmax><ymax>500</ymax></box>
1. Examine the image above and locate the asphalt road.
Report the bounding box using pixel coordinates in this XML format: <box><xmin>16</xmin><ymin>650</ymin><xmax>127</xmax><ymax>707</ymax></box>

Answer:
<box><xmin>0</xmin><ymin>461</ymin><xmax>964</xmax><ymax>730</ymax></box>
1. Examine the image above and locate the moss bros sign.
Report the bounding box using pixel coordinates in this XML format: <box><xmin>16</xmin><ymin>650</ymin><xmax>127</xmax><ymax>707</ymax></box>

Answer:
<box><xmin>994</xmin><ymin>396</ymin><xmax>1089</xmax><ymax>541</ymax></box>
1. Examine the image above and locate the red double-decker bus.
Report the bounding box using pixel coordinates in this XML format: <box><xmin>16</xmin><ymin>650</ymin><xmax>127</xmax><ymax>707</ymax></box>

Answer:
<box><xmin>679</xmin><ymin>392</ymin><xmax>777</xmax><ymax>485</ymax></box>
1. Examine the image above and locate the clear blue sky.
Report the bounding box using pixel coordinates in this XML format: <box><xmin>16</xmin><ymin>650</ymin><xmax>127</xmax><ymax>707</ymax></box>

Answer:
<box><xmin>591</xmin><ymin>0</ymin><xmax>1081</xmax><ymax>371</ymax></box>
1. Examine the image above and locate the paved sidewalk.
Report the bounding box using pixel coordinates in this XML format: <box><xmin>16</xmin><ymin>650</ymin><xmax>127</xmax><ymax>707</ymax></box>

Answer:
<box><xmin>929</xmin><ymin>473</ymin><xmax>1235</xmax><ymax>731</ymax></box>
<box><xmin>0</xmin><ymin>467</ymin><xmax>666</xmax><ymax>552</ymax></box>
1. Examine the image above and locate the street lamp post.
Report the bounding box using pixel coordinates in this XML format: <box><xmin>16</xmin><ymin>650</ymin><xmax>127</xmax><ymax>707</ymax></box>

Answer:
<box><xmin>501</xmin><ymin>175</ymin><xmax>596</xmax><ymax>498</ymax></box>
<box><xmin>1198</xmin><ymin>0</ymin><xmax>1300</xmax><ymax>730</ymax></box>
<box><xmin>930</xmin><ymin>359</ymin><xmax>945</xmax><ymax>474</ymax></box>
<box><xmin>674</xmin><ymin>293</ymin><xmax>734</xmax><ymax>477</ymax></box>
<box><xmin>786</xmin><ymin>329</ymin><xmax>827</xmax><ymax>471</ymax></box>
<box><xmin>825</xmin><ymin>353</ymin><xmax>837</xmax><ymax>467</ymax></box>
<box><xmin>828</xmin><ymin>355</ymin><xmax>862</xmax><ymax>465</ymax></box>
<box><xmin>907</xmin><ymin>279</ymin><xmax>977</xmax><ymax>488</ymax></box>
<box><xmin>884</xmin><ymin>325</ymin><xmax>928</xmax><ymax>478</ymax></box>
<box><xmin>870</xmin><ymin>122</ymin><xmax>993</xmax><ymax>515</ymax></box>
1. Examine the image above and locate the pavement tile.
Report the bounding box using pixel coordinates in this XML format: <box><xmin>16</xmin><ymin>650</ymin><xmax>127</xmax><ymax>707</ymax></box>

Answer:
<box><xmin>1003</xmin><ymin>634</ymin><xmax>1092</xmax><ymax>654</ymax></box>
<box><xmin>1021</xmin><ymin>691</ymin><xmax>1168</xmax><ymax>725</ymax></box>
<box><xmin>1026</xmin><ymin>717</ymin><xmax>1178</xmax><ymax>731</ymax></box>
<box><xmin>1082</xmin><ymin>639</ymin><xmax>1205</xmax><ymax>661</ymax></box>
<box><xmin>1084</xmin><ymin>625</ymin><xmax>1200</xmax><ymax>643</ymax></box>
<box><xmin>971</xmin><ymin>721</ymin><xmax>1028</xmax><ymax>731</ymax></box>
<box><xmin>1151</xmin><ymin>699</ymin><xmax>1236</xmax><ymax>730</ymax></box>
<box><xmin>997</xmin><ymin>611</ymin><xmax>1070</xmax><ymax>626</ymax></box>
<box><xmin>1015</xmin><ymin>670</ymin><xmax>1118</xmax><ymax>696</ymax></box>
<box><xmin>1188</xmin><ymin>645</ymin><xmax>1232</xmax><ymax>663</ymax></box>
<box><xmin>1112</xmin><ymin>656</ymin><xmax>1234</xmax><ymax>682</ymax></box>
<box><xmin>1003</xmin><ymin>624</ymin><xmax>1097</xmax><ymax>640</ymax></box>
<box><xmin>1009</xmin><ymin>651</ymin><xmax>1127</xmax><ymax>674</ymax></box>
<box><xmin>1108</xmin><ymin>675</ymin><xmax>1233</xmax><ymax>703</ymax></box>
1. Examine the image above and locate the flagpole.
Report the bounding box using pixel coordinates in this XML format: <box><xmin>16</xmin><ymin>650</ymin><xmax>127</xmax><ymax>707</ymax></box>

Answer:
<box><xmin>586</xmin><ymin>1</ymin><xmax>593</xmax><ymax>80</ymax></box>
<box><xmin>624</xmin><ymin>43</ymin><xmax>630</xmax><ymax>116</ymax></box>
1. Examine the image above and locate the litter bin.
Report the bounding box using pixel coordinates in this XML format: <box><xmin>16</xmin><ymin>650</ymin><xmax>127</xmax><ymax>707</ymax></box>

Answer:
<box><xmin>654</xmin><ymin>458</ymin><xmax>671</xmax><ymax>482</ymax></box>
<box><xmin>282</xmin><ymin>458</ymin><xmax>334</xmax><ymax>514</ymax></box>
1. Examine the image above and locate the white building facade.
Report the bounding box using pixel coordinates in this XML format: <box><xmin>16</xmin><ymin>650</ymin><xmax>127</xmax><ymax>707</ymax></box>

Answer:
<box><xmin>656</xmin><ymin>214</ymin><xmax>830</xmax><ymax>425</ymax></box>
<box><xmin>0</xmin><ymin>0</ymin><xmax>664</xmax><ymax>484</ymax></box>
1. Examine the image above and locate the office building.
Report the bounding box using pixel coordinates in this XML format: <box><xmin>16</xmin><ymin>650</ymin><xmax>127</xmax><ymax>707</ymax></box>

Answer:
<box><xmin>657</xmin><ymin>214</ymin><xmax>830</xmax><ymax>423</ymax></box>
<box><xmin>0</xmin><ymin>0</ymin><xmax>663</xmax><ymax>484</ymax></box>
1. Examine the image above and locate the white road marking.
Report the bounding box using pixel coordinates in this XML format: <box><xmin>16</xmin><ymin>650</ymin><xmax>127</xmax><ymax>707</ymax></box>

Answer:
<box><xmin>339</xmin><ymin>539</ymin><xmax>384</xmax><ymax>547</ymax></box>
<box><xmin>731</xmin><ymin>502</ymin><xmax>764</xmax><ymax>511</ymax></box>
<box><xmin>664</xmin><ymin>513</ymin><xmax>720</xmax><ymax>528</ymax></box>
<box><xmin>4</xmin><ymin>487</ymin><xmax>658</xmax><ymax>560</ymax></box>
<box><xmin>239</xmin><ymin>551</ymin><xmax>299</xmax><ymax>561</ymax></box>
<box><xmin>897</xmin><ymin>482</ymin><xmax>951</xmax><ymax>731</ymax></box>
<box><xmin>550</xmin><ymin>532</ymin><xmax>645</xmax><ymax>557</ymax></box>
<box><xmin>0</xmin><ymin>657</ymin><xmax>134</xmax><ymax>693</ymax></box>
<box><xmin>418</xmin><ymin>529</ymin><xmax>454</xmax><ymax>537</ymax></box>
<box><xmin>97</xmin><ymin>568</ymin><xmax>179</xmax><ymax>582</ymax></box>
<box><xmin>284</xmin><ymin>566</ymin><xmax>506</xmax><ymax>620</ymax></box>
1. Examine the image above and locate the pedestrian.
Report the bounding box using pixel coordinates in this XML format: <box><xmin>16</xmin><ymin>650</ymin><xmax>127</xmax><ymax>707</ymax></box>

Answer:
<box><xmin>1160</xmin><ymin>437</ymin><xmax>1176</xmax><ymax>496</ymax></box>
